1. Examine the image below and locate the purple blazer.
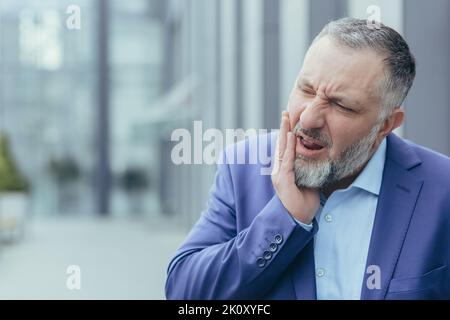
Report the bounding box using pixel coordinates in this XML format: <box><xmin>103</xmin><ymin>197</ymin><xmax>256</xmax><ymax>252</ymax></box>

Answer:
<box><xmin>165</xmin><ymin>133</ymin><xmax>450</xmax><ymax>299</ymax></box>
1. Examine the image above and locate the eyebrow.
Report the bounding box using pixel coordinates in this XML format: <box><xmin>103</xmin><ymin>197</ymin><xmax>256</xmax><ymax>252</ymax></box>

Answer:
<box><xmin>296</xmin><ymin>77</ymin><xmax>314</xmax><ymax>88</ymax></box>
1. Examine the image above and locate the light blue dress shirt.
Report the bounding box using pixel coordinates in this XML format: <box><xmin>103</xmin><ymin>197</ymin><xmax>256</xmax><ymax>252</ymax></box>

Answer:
<box><xmin>296</xmin><ymin>138</ymin><xmax>386</xmax><ymax>300</ymax></box>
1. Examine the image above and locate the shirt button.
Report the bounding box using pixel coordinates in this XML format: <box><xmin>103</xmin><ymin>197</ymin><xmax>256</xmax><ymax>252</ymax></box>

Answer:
<box><xmin>324</xmin><ymin>214</ymin><xmax>333</xmax><ymax>222</ymax></box>
<box><xmin>316</xmin><ymin>268</ymin><xmax>326</xmax><ymax>277</ymax></box>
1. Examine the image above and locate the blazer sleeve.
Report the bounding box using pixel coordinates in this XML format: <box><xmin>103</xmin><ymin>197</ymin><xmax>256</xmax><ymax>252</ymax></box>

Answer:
<box><xmin>165</xmin><ymin>150</ymin><xmax>318</xmax><ymax>299</ymax></box>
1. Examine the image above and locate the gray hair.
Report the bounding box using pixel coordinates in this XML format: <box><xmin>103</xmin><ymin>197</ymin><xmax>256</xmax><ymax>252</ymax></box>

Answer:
<box><xmin>314</xmin><ymin>17</ymin><xmax>416</xmax><ymax>120</ymax></box>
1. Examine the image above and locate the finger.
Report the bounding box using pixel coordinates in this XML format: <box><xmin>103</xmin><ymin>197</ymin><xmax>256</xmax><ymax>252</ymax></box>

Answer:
<box><xmin>281</xmin><ymin>132</ymin><xmax>296</xmax><ymax>173</ymax></box>
<box><xmin>272</xmin><ymin>143</ymin><xmax>281</xmax><ymax>175</ymax></box>
<box><xmin>278</xmin><ymin>111</ymin><xmax>290</xmax><ymax>159</ymax></box>
<box><xmin>273</xmin><ymin>111</ymin><xmax>291</xmax><ymax>176</ymax></box>
<box><xmin>285</xmin><ymin>110</ymin><xmax>292</xmax><ymax>131</ymax></box>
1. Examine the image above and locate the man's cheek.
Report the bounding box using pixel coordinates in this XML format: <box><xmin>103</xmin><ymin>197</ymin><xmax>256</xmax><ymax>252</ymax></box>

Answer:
<box><xmin>328</xmin><ymin>143</ymin><xmax>340</xmax><ymax>160</ymax></box>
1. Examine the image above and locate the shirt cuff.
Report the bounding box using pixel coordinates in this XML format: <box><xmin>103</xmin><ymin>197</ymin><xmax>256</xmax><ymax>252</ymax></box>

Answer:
<box><xmin>292</xmin><ymin>217</ymin><xmax>314</xmax><ymax>232</ymax></box>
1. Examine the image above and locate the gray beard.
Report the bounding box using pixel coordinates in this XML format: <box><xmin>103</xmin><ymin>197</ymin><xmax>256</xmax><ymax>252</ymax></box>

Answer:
<box><xmin>294</xmin><ymin>123</ymin><xmax>381</xmax><ymax>189</ymax></box>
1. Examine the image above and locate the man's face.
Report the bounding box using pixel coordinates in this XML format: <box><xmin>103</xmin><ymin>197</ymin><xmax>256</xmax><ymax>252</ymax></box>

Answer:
<box><xmin>287</xmin><ymin>36</ymin><xmax>388</xmax><ymax>188</ymax></box>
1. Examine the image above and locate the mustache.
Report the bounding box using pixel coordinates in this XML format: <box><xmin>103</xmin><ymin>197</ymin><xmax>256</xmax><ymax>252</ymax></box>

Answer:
<box><xmin>293</xmin><ymin>123</ymin><xmax>332</xmax><ymax>148</ymax></box>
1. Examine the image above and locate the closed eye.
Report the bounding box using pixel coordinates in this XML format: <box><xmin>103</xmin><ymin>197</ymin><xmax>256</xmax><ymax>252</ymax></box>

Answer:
<box><xmin>331</xmin><ymin>100</ymin><xmax>355</xmax><ymax>113</ymax></box>
<box><xmin>300</xmin><ymin>87</ymin><xmax>315</xmax><ymax>96</ymax></box>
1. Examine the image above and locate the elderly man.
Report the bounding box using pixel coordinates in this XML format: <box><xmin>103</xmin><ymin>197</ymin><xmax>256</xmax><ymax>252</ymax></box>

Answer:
<box><xmin>165</xmin><ymin>18</ymin><xmax>450</xmax><ymax>300</ymax></box>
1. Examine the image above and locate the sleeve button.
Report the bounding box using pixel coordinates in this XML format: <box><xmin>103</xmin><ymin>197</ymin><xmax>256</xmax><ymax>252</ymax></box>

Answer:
<box><xmin>269</xmin><ymin>242</ymin><xmax>278</xmax><ymax>252</ymax></box>
<box><xmin>274</xmin><ymin>234</ymin><xmax>283</xmax><ymax>244</ymax></box>
<box><xmin>257</xmin><ymin>257</ymin><xmax>266</xmax><ymax>268</ymax></box>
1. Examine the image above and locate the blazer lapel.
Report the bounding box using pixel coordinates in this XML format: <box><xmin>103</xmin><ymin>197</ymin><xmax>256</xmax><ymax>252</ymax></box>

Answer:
<box><xmin>361</xmin><ymin>134</ymin><xmax>423</xmax><ymax>299</ymax></box>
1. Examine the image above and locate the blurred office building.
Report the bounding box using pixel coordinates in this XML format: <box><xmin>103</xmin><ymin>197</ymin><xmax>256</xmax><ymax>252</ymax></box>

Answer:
<box><xmin>0</xmin><ymin>0</ymin><xmax>449</xmax><ymax>299</ymax></box>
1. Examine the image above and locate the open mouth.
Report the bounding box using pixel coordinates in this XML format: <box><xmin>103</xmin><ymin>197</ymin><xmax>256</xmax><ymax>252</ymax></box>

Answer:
<box><xmin>298</xmin><ymin>134</ymin><xmax>326</xmax><ymax>151</ymax></box>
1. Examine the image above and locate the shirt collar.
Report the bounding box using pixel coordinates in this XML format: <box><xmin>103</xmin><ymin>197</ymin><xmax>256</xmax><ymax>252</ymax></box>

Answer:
<box><xmin>351</xmin><ymin>138</ymin><xmax>387</xmax><ymax>196</ymax></box>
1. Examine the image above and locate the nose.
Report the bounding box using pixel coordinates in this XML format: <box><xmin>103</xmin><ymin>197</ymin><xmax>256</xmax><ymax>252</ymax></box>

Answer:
<box><xmin>299</xmin><ymin>95</ymin><xmax>326</xmax><ymax>130</ymax></box>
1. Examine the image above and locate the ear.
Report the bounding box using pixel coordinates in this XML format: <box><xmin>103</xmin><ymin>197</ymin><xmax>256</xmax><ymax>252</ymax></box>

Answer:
<box><xmin>377</xmin><ymin>107</ymin><xmax>405</xmax><ymax>142</ymax></box>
